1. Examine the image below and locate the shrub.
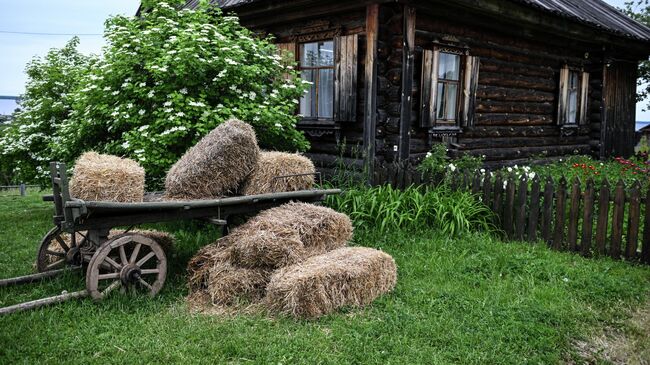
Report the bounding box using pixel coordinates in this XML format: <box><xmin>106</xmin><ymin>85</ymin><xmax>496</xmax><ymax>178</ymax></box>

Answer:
<box><xmin>326</xmin><ymin>184</ymin><xmax>496</xmax><ymax>236</ymax></box>
<box><xmin>1</xmin><ymin>1</ymin><xmax>309</xmax><ymax>189</ymax></box>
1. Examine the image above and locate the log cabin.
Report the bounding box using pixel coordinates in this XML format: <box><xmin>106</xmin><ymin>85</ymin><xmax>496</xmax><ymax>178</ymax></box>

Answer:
<box><xmin>181</xmin><ymin>0</ymin><xmax>650</xmax><ymax>179</ymax></box>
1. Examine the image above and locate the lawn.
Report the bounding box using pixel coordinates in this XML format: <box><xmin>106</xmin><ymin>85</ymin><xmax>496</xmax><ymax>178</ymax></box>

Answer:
<box><xmin>1</xmin><ymin>192</ymin><xmax>649</xmax><ymax>364</ymax></box>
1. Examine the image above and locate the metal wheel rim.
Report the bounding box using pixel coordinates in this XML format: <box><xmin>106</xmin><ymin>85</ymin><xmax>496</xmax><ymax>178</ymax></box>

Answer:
<box><xmin>86</xmin><ymin>234</ymin><xmax>167</xmax><ymax>301</ymax></box>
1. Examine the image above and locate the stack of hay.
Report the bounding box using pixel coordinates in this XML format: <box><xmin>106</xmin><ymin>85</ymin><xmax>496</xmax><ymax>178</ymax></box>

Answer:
<box><xmin>70</xmin><ymin>152</ymin><xmax>146</xmax><ymax>203</ymax></box>
<box><xmin>187</xmin><ymin>202</ymin><xmax>397</xmax><ymax>318</ymax></box>
<box><xmin>165</xmin><ymin>119</ymin><xmax>316</xmax><ymax>200</ymax></box>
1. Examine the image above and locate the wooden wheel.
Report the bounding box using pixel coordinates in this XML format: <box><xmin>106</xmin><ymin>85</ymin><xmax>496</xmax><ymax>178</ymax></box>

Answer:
<box><xmin>86</xmin><ymin>234</ymin><xmax>167</xmax><ymax>301</ymax></box>
<box><xmin>36</xmin><ymin>227</ymin><xmax>87</xmax><ymax>273</ymax></box>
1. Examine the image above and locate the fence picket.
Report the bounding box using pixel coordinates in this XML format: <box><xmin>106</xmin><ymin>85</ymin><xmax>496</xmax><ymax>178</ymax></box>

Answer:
<box><xmin>504</xmin><ymin>175</ymin><xmax>516</xmax><ymax>238</ymax></box>
<box><xmin>493</xmin><ymin>174</ymin><xmax>504</xmax><ymax>219</ymax></box>
<box><xmin>515</xmin><ymin>177</ymin><xmax>528</xmax><ymax>241</ymax></box>
<box><xmin>541</xmin><ymin>177</ymin><xmax>554</xmax><ymax>243</ymax></box>
<box><xmin>567</xmin><ymin>177</ymin><xmax>581</xmax><ymax>252</ymax></box>
<box><xmin>626</xmin><ymin>181</ymin><xmax>641</xmax><ymax>261</ymax></box>
<box><xmin>553</xmin><ymin>177</ymin><xmax>567</xmax><ymax>250</ymax></box>
<box><xmin>581</xmin><ymin>178</ymin><xmax>595</xmax><ymax>257</ymax></box>
<box><xmin>595</xmin><ymin>179</ymin><xmax>611</xmax><ymax>256</ymax></box>
<box><xmin>610</xmin><ymin>180</ymin><xmax>626</xmax><ymax>260</ymax></box>
<box><xmin>527</xmin><ymin>177</ymin><xmax>541</xmax><ymax>242</ymax></box>
<box><xmin>483</xmin><ymin>173</ymin><xmax>493</xmax><ymax>209</ymax></box>
<box><xmin>472</xmin><ymin>172</ymin><xmax>482</xmax><ymax>195</ymax></box>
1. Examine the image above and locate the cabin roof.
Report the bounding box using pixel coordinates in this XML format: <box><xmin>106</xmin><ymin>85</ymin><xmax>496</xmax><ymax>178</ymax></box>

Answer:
<box><xmin>185</xmin><ymin>0</ymin><xmax>650</xmax><ymax>42</ymax></box>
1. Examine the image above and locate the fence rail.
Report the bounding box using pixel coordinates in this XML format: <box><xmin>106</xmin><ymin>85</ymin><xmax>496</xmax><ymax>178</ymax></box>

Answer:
<box><xmin>0</xmin><ymin>184</ymin><xmax>39</xmax><ymax>196</ymax></box>
<box><xmin>374</xmin><ymin>162</ymin><xmax>650</xmax><ymax>265</ymax></box>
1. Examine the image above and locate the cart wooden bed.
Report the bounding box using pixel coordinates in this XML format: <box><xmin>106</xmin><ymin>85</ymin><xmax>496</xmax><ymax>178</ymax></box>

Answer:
<box><xmin>0</xmin><ymin>162</ymin><xmax>341</xmax><ymax>314</ymax></box>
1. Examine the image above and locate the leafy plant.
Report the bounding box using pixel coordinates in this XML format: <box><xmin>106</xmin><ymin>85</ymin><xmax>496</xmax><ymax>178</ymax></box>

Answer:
<box><xmin>326</xmin><ymin>184</ymin><xmax>497</xmax><ymax>236</ymax></box>
<box><xmin>0</xmin><ymin>1</ymin><xmax>309</xmax><ymax>189</ymax></box>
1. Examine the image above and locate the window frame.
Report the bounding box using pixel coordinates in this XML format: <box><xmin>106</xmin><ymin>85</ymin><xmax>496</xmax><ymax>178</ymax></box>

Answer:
<box><xmin>433</xmin><ymin>49</ymin><xmax>464</xmax><ymax>128</ymax></box>
<box><xmin>558</xmin><ymin>64</ymin><xmax>590</xmax><ymax>127</ymax></box>
<box><xmin>297</xmin><ymin>39</ymin><xmax>336</xmax><ymax>122</ymax></box>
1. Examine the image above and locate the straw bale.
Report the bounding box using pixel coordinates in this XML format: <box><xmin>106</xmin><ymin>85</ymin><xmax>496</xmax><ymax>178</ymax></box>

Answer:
<box><xmin>69</xmin><ymin>152</ymin><xmax>145</xmax><ymax>202</ymax></box>
<box><xmin>187</xmin><ymin>241</ymin><xmax>269</xmax><ymax>306</ymax></box>
<box><xmin>264</xmin><ymin>247</ymin><xmax>397</xmax><ymax>318</ymax></box>
<box><xmin>241</xmin><ymin>151</ymin><xmax>315</xmax><ymax>195</ymax></box>
<box><xmin>165</xmin><ymin>119</ymin><xmax>260</xmax><ymax>200</ymax></box>
<box><xmin>227</xmin><ymin>202</ymin><xmax>353</xmax><ymax>269</ymax></box>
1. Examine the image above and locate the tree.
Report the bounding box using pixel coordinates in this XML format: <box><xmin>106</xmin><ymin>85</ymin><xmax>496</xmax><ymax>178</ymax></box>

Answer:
<box><xmin>1</xmin><ymin>1</ymin><xmax>309</xmax><ymax>188</ymax></box>
<box><xmin>624</xmin><ymin>1</ymin><xmax>650</xmax><ymax>110</ymax></box>
<box><xmin>0</xmin><ymin>37</ymin><xmax>91</xmax><ymax>185</ymax></box>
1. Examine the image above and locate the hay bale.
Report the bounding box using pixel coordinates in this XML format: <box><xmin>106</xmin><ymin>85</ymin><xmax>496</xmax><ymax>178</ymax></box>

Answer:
<box><xmin>264</xmin><ymin>247</ymin><xmax>397</xmax><ymax>318</ymax></box>
<box><xmin>165</xmin><ymin>119</ymin><xmax>260</xmax><ymax>200</ymax></box>
<box><xmin>241</xmin><ymin>151</ymin><xmax>315</xmax><ymax>195</ymax></box>
<box><xmin>70</xmin><ymin>152</ymin><xmax>145</xmax><ymax>203</ymax></box>
<box><xmin>228</xmin><ymin>202</ymin><xmax>353</xmax><ymax>269</ymax></box>
<box><xmin>187</xmin><ymin>242</ymin><xmax>269</xmax><ymax>306</ymax></box>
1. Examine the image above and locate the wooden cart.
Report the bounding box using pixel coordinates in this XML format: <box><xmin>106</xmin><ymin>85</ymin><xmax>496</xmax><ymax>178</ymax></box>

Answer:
<box><xmin>0</xmin><ymin>162</ymin><xmax>340</xmax><ymax>314</ymax></box>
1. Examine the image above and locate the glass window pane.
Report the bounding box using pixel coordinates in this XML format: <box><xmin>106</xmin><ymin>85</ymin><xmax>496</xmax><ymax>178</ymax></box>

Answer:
<box><xmin>444</xmin><ymin>83</ymin><xmax>458</xmax><ymax>120</ymax></box>
<box><xmin>319</xmin><ymin>41</ymin><xmax>334</xmax><ymax>67</ymax></box>
<box><xmin>318</xmin><ymin>69</ymin><xmax>334</xmax><ymax>118</ymax></box>
<box><xmin>300</xmin><ymin>70</ymin><xmax>316</xmax><ymax>117</ymax></box>
<box><xmin>300</xmin><ymin>41</ymin><xmax>334</xmax><ymax>67</ymax></box>
<box><xmin>569</xmin><ymin>72</ymin><xmax>579</xmax><ymax>89</ymax></box>
<box><xmin>436</xmin><ymin>83</ymin><xmax>445</xmax><ymax>120</ymax></box>
<box><xmin>436</xmin><ymin>82</ymin><xmax>458</xmax><ymax>121</ymax></box>
<box><xmin>568</xmin><ymin>89</ymin><xmax>578</xmax><ymax>124</ymax></box>
<box><xmin>438</xmin><ymin>53</ymin><xmax>460</xmax><ymax>81</ymax></box>
<box><xmin>300</xmin><ymin>43</ymin><xmax>318</xmax><ymax>67</ymax></box>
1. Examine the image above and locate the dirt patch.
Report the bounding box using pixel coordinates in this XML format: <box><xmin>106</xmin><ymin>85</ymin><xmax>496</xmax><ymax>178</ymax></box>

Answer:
<box><xmin>571</xmin><ymin>301</ymin><xmax>650</xmax><ymax>364</ymax></box>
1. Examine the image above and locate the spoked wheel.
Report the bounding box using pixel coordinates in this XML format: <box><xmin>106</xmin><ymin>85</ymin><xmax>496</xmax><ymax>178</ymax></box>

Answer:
<box><xmin>36</xmin><ymin>226</ymin><xmax>88</xmax><ymax>273</ymax></box>
<box><xmin>86</xmin><ymin>234</ymin><xmax>167</xmax><ymax>301</ymax></box>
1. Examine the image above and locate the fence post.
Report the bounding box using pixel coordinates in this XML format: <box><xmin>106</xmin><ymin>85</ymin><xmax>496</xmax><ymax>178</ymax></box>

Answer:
<box><xmin>515</xmin><ymin>176</ymin><xmax>528</xmax><ymax>241</ymax></box>
<box><xmin>567</xmin><ymin>177</ymin><xmax>581</xmax><ymax>252</ymax></box>
<box><xmin>595</xmin><ymin>179</ymin><xmax>611</xmax><ymax>256</ymax></box>
<box><xmin>642</xmin><ymin>185</ymin><xmax>650</xmax><ymax>265</ymax></box>
<box><xmin>19</xmin><ymin>183</ymin><xmax>26</xmax><ymax>197</ymax></box>
<box><xmin>626</xmin><ymin>181</ymin><xmax>641</xmax><ymax>261</ymax></box>
<box><xmin>610</xmin><ymin>180</ymin><xmax>626</xmax><ymax>260</ymax></box>
<box><xmin>581</xmin><ymin>178</ymin><xmax>595</xmax><ymax>257</ymax></box>
<box><xmin>504</xmin><ymin>174</ymin><xmax>516</xmax><ymax>238</ymax></box>
<box><xmin>541</xmin><ymin>177</ymin><xmax>554</xmax><ymax>244</ymax></box>
<box><xmin>527</xmin><ymin>176</ymin><xmax>541</xmax><ymax>242</ymax></box>
<box><xmin>552</xmin><ymin>176</ymin><xmax>567</xmax><ymax>250</ymax></box>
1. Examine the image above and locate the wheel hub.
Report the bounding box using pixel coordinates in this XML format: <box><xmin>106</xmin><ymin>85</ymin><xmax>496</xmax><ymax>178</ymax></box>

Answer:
<box><xmin>120</xmin><ymin>264</ymin><xmax>142</xmax><ymax>285</ymax></box>
<box><xmin>65</xmin><ymin>247</ymin><xmax>82</xmax><ymax>266</ymax></box>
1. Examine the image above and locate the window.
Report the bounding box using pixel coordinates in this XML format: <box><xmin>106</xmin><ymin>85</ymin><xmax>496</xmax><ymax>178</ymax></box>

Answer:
<box><xmin>558</xmin><ymin>65</ymin><xmax>589</xmax><ymax>125</ymax></box>
<box><xmin>299</xmin><ymin>41</ymin><xmax>334</xmax><ymax>119</ymax></box>
<box><xmin>421</xmin><ymin>46</ymin><xmax>480</xmax><ymax>129</ymax></box>
<box><xmin>435</xmin><ymin>53</ymin><xmax>462</xmax><ymax>125</ymax></box>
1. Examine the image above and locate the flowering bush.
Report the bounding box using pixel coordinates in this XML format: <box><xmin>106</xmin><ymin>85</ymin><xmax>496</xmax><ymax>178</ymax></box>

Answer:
<box><xmin>418</xmin><ymin>144</ymin><xmax>485</xmax><ymax>184</ymax></box>
<box><xmin>0</xmin><ymin>38</ymin><xmax>91</xmax><ymax>185</ymax></box>
<box><xmin>1</xmin><ymin>1</ymin><xmax>309</xmax><ymax>188</ymax></box>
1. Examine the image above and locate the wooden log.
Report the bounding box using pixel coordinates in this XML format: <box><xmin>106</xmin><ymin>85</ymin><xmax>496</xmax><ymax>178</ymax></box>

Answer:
<box><xmin>541</xmin><ymin>177</ymin><xmax>554</xmax><ymax>244</ymax></box>
<box><xmin>626</xmin><ymin>181</ymin><xmax>641</xmax><ymax>261</ymax></box>
<box><xmin>643</xmin><ymin>185</ymin><xmax>650</xmax><ymax>265</ymax></box>
<box><xmin>0</xmin><ymin>290</ymin><xmax>88</xmax><ymax>315</ymax></box>
<box><xmin>476</xmin><ymin>113</ymin><xmax>552</xmax><ymax>126</ymax></box>
<box><xmin>581</xmin><ymin>178</ymin><xmax>595</xmax><ymax>257</ymax></box>
<box><xmin>458</xmin><ymin>136</ymin><xmax>591</xmax><ymax>150</ymax></box>
<box><xmin>527</xmin><ymin>177</ymin><xmax>541</xmax><ymax>242</ymax></box>
<box><xmin>595</xmin><ymin>179</ymin><xmax>611</xmax><ymax>256</ymax></box>
<box><xmin>567</xmin><ymin>177</ymin><xmax>581</xmax><ymax>252</ymax></box>
<box><xmin>461</xmin><ymin>125</ymin><xmax>558</xmax><ymax>138</ymax></box>
<box><xmin>478</xmin><ymin>58</ymin><xmax>555</xmax><ymax>79</ymax></box>
<box><xmin>552</xmin><ymin>177</ymin><xmax>567</xmax><ymax>250</ymax></box>
<box><xmin>476</xmin><ymin>85</ymin><xmax>555</xmax><ymax>103</ymax></box>
<box><xmin>478</xmin><ymin>72</ymin><xmax>556</xmax><ymax>92</ymax></box>
<box><xmin>476</xmin><ymin>100</ymin><xmax>554</xmax><ymax>115</ymax></box>
<box><xmin>504</xmin><ymin>175</ymin><xmax>516</xmax><ymax>238</ymax></box>
<box><xmin>610</xmin><ymin>180</ymin><xmax>626</xmax><ymax>260</ymax></box>
<box><xmin>515</xmin><ymin>176</ymin><xmax>528</xmax><ymax>241</ymax></box>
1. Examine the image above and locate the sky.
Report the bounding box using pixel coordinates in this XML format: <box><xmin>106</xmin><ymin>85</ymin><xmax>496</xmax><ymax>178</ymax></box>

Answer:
<box><xmin>0</xmin><ymin>0</ymin><xmax>648</xmax><ymax>119</ymax></box>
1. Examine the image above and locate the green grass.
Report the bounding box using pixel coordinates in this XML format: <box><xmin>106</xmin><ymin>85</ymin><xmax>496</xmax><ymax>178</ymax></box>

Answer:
<box><xmin>1</xmin><ymin>192</ymin><xmax>649</xmax><ymax>364</ymax></box>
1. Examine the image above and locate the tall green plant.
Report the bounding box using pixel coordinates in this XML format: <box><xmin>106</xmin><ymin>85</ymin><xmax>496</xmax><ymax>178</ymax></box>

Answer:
<box><xmin>327</xmin><ymin>184</ymin><xmax>496</xmax><ymax>236</ymax></box>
